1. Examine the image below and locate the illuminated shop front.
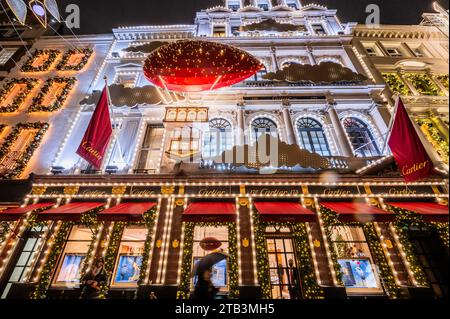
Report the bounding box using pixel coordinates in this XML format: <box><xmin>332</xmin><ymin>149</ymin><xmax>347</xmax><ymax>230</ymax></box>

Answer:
<box><xmin>0</xmin><ymin>178</ymin><xmax>447</xmax><ymax>300</ymax></box>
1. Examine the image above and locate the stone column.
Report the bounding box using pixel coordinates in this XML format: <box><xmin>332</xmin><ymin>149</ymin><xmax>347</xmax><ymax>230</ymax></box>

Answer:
<box><xmin>281</xmin><ymin>100</ymin><xmax>297</xmax><ymax>145</ymax></box>
<box><xmin>236</xmin><ymin>102</ymin><xmax>246</xmax><ymax>146</ymax></box>
<box><xmin>326</xmin><ymin>103</ymin><xmax>354</xmax><ymax>157</ymax></box>
<box><xmin>306</xmin><ymin>44</ymin><xmax>317</xmax><ymax>65</ymax></box>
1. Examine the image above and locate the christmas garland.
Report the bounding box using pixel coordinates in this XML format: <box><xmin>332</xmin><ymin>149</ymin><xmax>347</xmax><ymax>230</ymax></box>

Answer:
<box><xmin>0</xmin><ymin>124</ymin><xmax>5</xmax><ymax>135</ymax></box>
<box><xmin>137</xmin><ymin>208</ymin><xmax>158</xmax><ymax>286</ymax></box>
<box><xmin>404</xmin><ymin>73</ymin><xmax>442</xmax><ymax>96</ymax></box>
<box><xmin>28</xmin><ymin>77</ymin><xmax>77</xmax><ymax>113</ymax></box>
<box><xmin>177</xmin><ymin>222</ymin><xmax>195</xmax><ymax>299</ymax></box>
<box><xmin>430</xmin><ymin>222</ymin><xmax>449</xmax><ymax>249</ymax></box>
<box><xmin>78</xmin><ymin>207</ymin><xmax>104</xmax><ymax>277</ymax></box>
<box><xmin>177</xmin><ymin>222</ymin><xmax>239</xmax><ymax>299</ymax></box>
<box><xmin>321</xmin><ymin>208</ymin><xmax>402</xmax><ymax>299</ymax></box>
<box><xmin>388</xmin><ymin>205</ymin><xmax>449</xmax><ymax>280</ymax></box>
<box><xmin>21</xmin><ymin>49</ymin><xmax>60</xmax><ymax>73</ymax></box>
<box><xmin>416</xmin><ymin>119</ymin><xmax>449</xmax><ymax>164</ymax></box>
<box><xmin>436</xmin><ymin>74</ymin><xmax>449</xmax><ymax>90</ymax></box>
<box><xmin>252</xmin><ymin>212</ymin><xmax>272</xmax><ymax>299</ymax></box>
<box><xmin>0</xmin><ymin>122</ymin><xmax>50</xmax><ymax>179</ymax></box>
<box><xmin>382</xmin><ymin>73</ymin><xmax>411</xmax><ymax>96</ymax></box>
<box><xmin>261</xmin><ymin>220</ymin><xmax>324</xmax><ymax>299</ymax></box>
<box><xmin>57</xmin><ymin>48</ymin><xmax>93</xmax><ymax>71</ymax></box>
<box><xmin>0</xmin><ymin>78</ymin><xmax>38</xmax><ymax>113</ymax></box>
<box><xmin>99</xmin><ymin>222</ymin><xmax>126</xmax><ymax>298</ymax></box>
<box><xmin>32</xmin><ymin>222</ymin><xmax>73</xmax><ymax>299</ymax></box>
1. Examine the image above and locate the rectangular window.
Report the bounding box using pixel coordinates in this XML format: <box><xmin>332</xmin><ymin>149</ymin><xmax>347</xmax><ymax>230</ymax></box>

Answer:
<box><xmin>366</xmin><ymin>47</ymin><xmax>377</xmax><ymax>57</ymax></box>
<box><xmin>287</xmin><ymin>3</ymin><xmax>298</xmax><ymax>9</ymax></box>
<box><xmin>0</xmin><ymin>48</ymin><xmax>17</xmax><ymax>66</ymax></box>
<box><xmin>386</xmin><ymin>48</ymin><xmax>402</xmax><ymax>57</ymax></box>
<box><xmin>330</xmin><ymin>226</ymin><xmax>383</xmax><ymax>295</ymax></box>
<box><xmin>111</xmin><ymin>227</ymin><xmax>148</xmax><ymax>287</ymax></box>
<box><xmin>52</xmin><ymin>226</ymin><xmax>92</xmax><ymax>287</ymax></box>
<box><xmin>311</xmin><ymin>24</ymin><xmax>327</xmax><ymax>35</ymax></box>
<box><xmin>213</xmin><ymin>25</ymin><xmax>226</xmax><ymax>37</ymax></box>
<box><xmin>259</xmin><ymin>4</ymin><xmax>269</xmax><ymax>11</ymax></box>
<box><xmin>136</xmin><ymin>125</ymin><xmax>164</xmax><ymax>173</ymax></box>
<box><xmin>1</xmin><ymin>225</ymin><xmax>46</xmax><ymax>299</ymax></box>
<box><xmin>192</xmin><ymin>226</ymin><xmax>229</xmax><ymax>292</ymax></box>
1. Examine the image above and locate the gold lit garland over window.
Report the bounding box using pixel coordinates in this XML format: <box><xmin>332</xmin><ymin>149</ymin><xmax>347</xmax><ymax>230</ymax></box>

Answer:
<box><xmin>386</xmin><ymin>205</ymin><xmax>449</xmax><ymax>284</ymax></box>
<box><xmin>28</xmin><ymin>77</ymin><xmax>77</xmax><ymax>113</ymax></box>
<box><xmin>32</xmin><ymin>222</ymin><xmax>73</xmax><ymax>299</ymax></box>
<box><xmin>382</xmin><ymin>73</ymin><xmax>411</xmax><ymax>96</ymax></box>
<box><xmin>0</xmin><ymin>78</ymin><xmax>38</xmax><ymax>113</ymax></box>
<box><xmin>0</xmin><ymin>122</ymin><xmax>49</xmax><ymax>179</ymax></box>
<box><xmin>21</xmin><ymin>50</ymin><xmax>61</xmax><ymax>73</ymax></box>
<box><xmin>99</xmin><ymin>208</ymin><xmax>157</xmax><ymax>299</ymax></box>
<box><xmin>177</xmin><ymin>222</ymin><xmax>239</xmax><ymax>299</ymax></box>
<box><xmin>416</xmin><ymin>118</ymin><xmax>449</xmax><ymax>164</ymax></box>
<box><xmin>404</xmin><ymin>73</ymin><xmax>443</xmax><ymax>96</ymax></box>
<box><xmin>56</xmin><ymin>48</ymin><xmax>94</xmax><ymax>72</ymax></box>
<box><xmin>320</xmin><ymin>208</ymin><xmax>402</xmax><ymax>299</ymax></box>
<box><xmin>436</xmin><ymin>74</ymin><xmax>449</xmax><ymax>91</ymax></box>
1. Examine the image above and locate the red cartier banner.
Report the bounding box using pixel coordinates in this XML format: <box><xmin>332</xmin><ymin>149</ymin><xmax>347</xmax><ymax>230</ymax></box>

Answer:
<box><xmin>388</xmin><ymin>97</ymin><xmax>433</xmax><ymax>183</ymax></box>
<box><xmin>76</xmin><ymin>87</ymin><xmax>113</xmax><ymax>169</ymax></box>
<box><xmin>143</xmin><ymin>40</ymin><xmax>263</xmax><ymax>92</ymax></box>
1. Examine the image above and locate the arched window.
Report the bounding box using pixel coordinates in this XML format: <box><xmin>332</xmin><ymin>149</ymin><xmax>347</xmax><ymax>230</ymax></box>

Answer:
<box><xmin>343</xmin><ymin>118</ymin><xmax>380</xmax><ymax>157</ymax></box>
<box><xmin>297</xmin><ymin>118</ymin><xmax>331</xmax><ymax>156</ymax></box>
<box><xmin>251</xmin><ymin>118</ymin><xmax>278</xmax><ymax>142</ymax></box>
<box><xmin>203</xmin><ymin>118</ymin><xmax>233</xmax><ymax>159</ymax></box>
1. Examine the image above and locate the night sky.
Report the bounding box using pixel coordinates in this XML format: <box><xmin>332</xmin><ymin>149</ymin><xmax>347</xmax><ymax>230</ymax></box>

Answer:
<box><xmin>55</xmin><ymin>0</ymin><xmax>448</xmax><ymax>34</ymax></box>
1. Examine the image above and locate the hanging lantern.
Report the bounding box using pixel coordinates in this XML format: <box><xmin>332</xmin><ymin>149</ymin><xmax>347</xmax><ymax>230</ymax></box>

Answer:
<box><xmin>143</xmin><ymin>40</ymin><xmax>263</xmax><ymax>92</ymax></box>
<box><xmin>200</xmin><ymin>237</ymin><xmax>222</xmax><ymax>251</ymax></box>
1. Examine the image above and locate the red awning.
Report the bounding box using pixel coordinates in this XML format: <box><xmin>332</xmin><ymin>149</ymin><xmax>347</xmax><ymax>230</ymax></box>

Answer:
<box><xmin>37</xmin><ymin>202</ymin><xmax>104</xmax><ymax>221</ymax></box>
<box><xmin>182</xmin><ymin>202</ymin><xmax>236</xmax><ymax>223</ymax></box>
<box><xmin>0</xmin><ymin>203</ymin><xmax>54</xmax><ymax>222</ymax></box>
<box><xmin>254</xmin><ymin>202</ymin><xmax>316</xmax><ymax>223</ymax></box>
<box><xmin>387</xmin><ymin>202</ymin><xmax>449</xmax><ymax>222</ymax></box>
<box><xmin>97</xmin><ymin>202</ymin><xmax>157</xmax><ymax>222</ymax></box>
<box><xmin>321</xmin><ymin>202</ymin><xmax>395</xmax><ymax>223</ymax></box>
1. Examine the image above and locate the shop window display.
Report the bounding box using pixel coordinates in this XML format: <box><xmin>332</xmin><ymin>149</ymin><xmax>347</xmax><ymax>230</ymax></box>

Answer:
<box><xmin>52</xmin><ymin>226</ymin><xmax>92</xmax><ymax>287</ymax></box>
<box><xmin>265</xmin><ymin>226</ymin><xmax>300</xmax><ymax>299</ymax></box>
<box><xmin>330</xmin><ymin>226</ymin><xmax>383</xmax><ymax>294</ymax></box>
<box><xmin>192</xmin><ymin>226</ymin><xmax>229</xmax><ymax>293</ymax></box>
<box><xmin>111</xmin><ymin>227</ymin><xmax>148</xmax><ymax>287</ymax></box>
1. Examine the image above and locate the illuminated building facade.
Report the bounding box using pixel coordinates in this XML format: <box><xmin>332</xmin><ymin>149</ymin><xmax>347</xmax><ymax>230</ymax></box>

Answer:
<box><xmin>0</xmin><ymin>1</ymin><xmax>448</xmax><ymax>300</ymax></box>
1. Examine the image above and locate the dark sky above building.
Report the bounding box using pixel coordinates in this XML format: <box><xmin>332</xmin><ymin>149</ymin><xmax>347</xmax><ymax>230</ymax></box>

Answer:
<box><xmin>55</xmin><ymin>0</ymin><xmax>449</xmax><ymax>34</ymax></box>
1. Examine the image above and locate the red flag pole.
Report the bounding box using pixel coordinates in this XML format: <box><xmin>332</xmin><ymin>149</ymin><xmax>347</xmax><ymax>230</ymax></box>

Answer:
<box><xmin>103</xmin><ymin>77</ymin><xmax>125</xmax><ymax>166</ymax></box>
<box><xmin>381</xmin><ymin>95</ymin><xmax>400</xmax><ymax>155</ymax></box>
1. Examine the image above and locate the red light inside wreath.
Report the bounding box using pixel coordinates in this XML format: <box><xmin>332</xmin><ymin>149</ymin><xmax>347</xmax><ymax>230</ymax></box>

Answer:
<box><xmin>143</xmin><ymin>40</ymin><xmax>263</xmax><ymax>92</ymax></box>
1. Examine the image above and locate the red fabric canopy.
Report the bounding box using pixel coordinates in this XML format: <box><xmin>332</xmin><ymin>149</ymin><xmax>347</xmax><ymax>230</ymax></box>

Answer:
<box><xmin>182</xmin><ymin>202</ymin><xmax>236</xmax><ymax>223</ymax></box>
<box><xmin>97</xmin><ymin>202</ymin><xmax>157</xmax><ymax>222</ymax></box>
<box><xmin>254</xmin><ymin>202</ymin><xmax>316</xmax><ymax>223</ymax></box>
<box><xmin>387</xmin><ymin>202</ymin><xmax>449</xmax><ymax>222</ymax></box>
<box><xmin>321</xmin><ymin>202</ymin><xmax>395</xmax><ymax>223</ymax></box>
<box><xmin>0</xmin><ymin>203</ymin><xmax>54</xmax><ymax>222</ymax></box>
<box><xmin>37</xmin><ymin>202</ymin><xmax>104</xmax><ymax>221</ymax></box>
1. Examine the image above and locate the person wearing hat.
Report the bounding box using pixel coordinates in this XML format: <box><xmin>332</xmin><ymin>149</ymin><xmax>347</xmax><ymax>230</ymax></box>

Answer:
<box><xmin>80</xmin><ymin>258</ymin><xmax>108</xmax><ymax>299</ymax></box>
